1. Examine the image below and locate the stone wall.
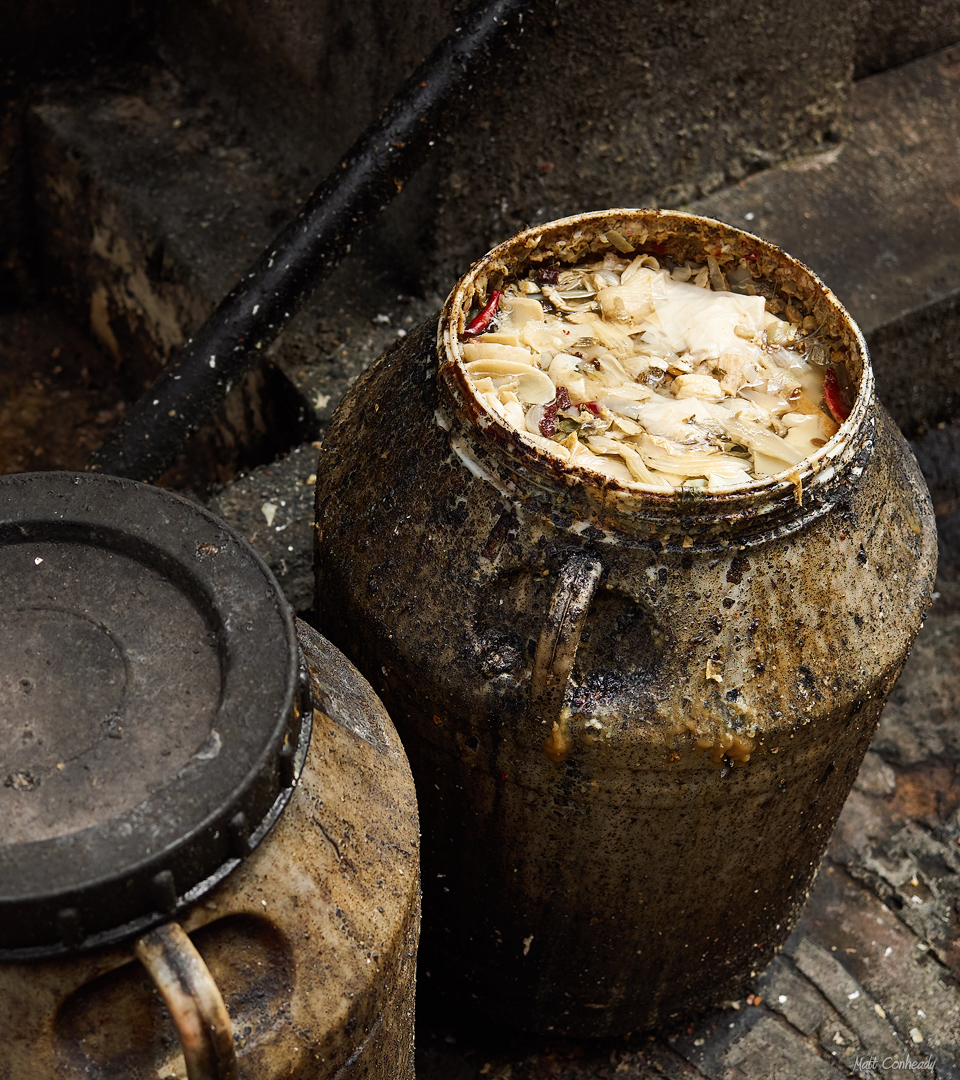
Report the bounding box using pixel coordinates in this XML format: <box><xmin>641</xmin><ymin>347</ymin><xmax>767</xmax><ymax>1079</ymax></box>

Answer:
<box><xmin>153</xmin><ymin>0</ymin><xmax>960</xmax><ymax>285</ymax></box>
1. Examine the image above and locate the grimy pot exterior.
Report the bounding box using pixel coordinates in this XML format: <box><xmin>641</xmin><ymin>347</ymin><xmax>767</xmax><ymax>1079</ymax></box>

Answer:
<box><xmin>314</xmin><ymin>210</ymin><xmax>936</xmax><ymax>1036</ymax></box>
<box><xmin>0</xmin><ymin>623</ymin><xmax>420</xmax><ymax>1080</ymax></box>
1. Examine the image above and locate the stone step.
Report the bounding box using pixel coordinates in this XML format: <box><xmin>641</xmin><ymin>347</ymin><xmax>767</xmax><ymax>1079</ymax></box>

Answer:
<box><xmin>27</xmin><ymin>64</ymin><xmax>439</xmax><ymax>493</ymax></box>
<box><xmin>694</xmin><ymin>44</ymin><xmax>960</xmax><ymax>435</ymax></box>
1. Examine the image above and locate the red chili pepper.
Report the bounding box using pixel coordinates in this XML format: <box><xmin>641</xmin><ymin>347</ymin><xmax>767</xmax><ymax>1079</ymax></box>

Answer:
<box><xmin>823</xmin><ymin>367</ymin><xmax>850</xmax><ymax>424</ymax></box>
<box><xmin>463</xmin><ymin>290</ymin><xmax>503</xmax><ymax>338</ymax></box>
<box><xmin>743</xmin><ymin>249</ymin><xmax>760</xmax><ymax>263</ymax></box>
<box><xmin>556</xmin><ymin>386</ymin><xmax>572</xmax><ymax>411</ymax></box>
<box><xmin>581</xmin><ymin>401</ymin><xmax>601</xmax><ymax>417</ymax></box>
<box><xmin>539</xmin><ymin>401</ymin><xmax>558</xmax><ymax>438</ymax></box>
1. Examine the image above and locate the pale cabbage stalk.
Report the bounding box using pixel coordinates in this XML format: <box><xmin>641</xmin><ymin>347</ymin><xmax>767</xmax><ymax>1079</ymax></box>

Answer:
<box><xmin>633</xmin><ymin>272</ymin><xmax>768</xmax><ymax>363</ymax></box>
<box><xmin>464</xmin><ymin>358</ymin><xmax>556</xmax><ymax>405</ymax></box>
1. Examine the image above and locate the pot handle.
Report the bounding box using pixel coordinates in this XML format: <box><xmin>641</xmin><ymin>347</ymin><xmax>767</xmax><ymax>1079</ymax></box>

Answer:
<box><xmin>531</xmin><ymin>553</ymin><xmax>602</xmax><ymax>746</ymax></box>
<box><xmin>135</xmin><ymin>921</ymin><xmax>238</xmax><ymax>1080</ymax></box>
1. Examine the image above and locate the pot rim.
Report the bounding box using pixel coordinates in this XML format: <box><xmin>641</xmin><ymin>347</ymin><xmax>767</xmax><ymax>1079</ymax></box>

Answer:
<box><xmin>437</xmin><ymin>208</ymin><xmax>875</xmax><ymax>543</ymax></box>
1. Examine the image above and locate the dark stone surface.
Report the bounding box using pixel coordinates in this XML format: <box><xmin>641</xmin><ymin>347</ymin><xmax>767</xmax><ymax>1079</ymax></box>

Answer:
<box><xmin>853</xmin><ymin>0</ymin><xmax>960</xmax><ymax>78</ymax></box>
<box><xmin>24</xmin><ymin>63</ymin><xmax>441</xmax><ymax>484</ymax></box>
<box><xmin>155</xmin><ymin>0</ymin><xmax>452</xmax><ymax>180</ymax></box>
<box><xmin>0</xmin><ymin>1</ymin><xmax>143</xmax><ymax>85</ymax></box>
<box><xmin>0</xmin><ymin>303</ymin><xmax>130</xmax><ymax>475</ymax></box>
<box><xmin>693</xmin><ymin>44</ymin><xmax>960</xmax><ymax>436</ymax></box>
<box><xmin>0</xmin><ymin>95</ymin><xmax>33</xmax><ymax>303</ymax></box>
<box><xmin>1</xmin><ymin>1</ymin><xmax>150</xmax><ymax>304</ymax></box>
<box><xmin>27</xmin><ymin>65</ymin><xmax>299</xmax><ymax>378</ymax></box>
<box><xmin>207</xmin><ymin>441</ymin><xmax>320</xmax><ymax>616</ymax></box>
<box><xmin>151</xmin><ymin>2</ymin><xmax>960</xmax><ymax>291</ymax></box>
<box><xmin>156</xmin><ymin>0</ymin><xmax>854</xmax><ymax>289</ymax></box>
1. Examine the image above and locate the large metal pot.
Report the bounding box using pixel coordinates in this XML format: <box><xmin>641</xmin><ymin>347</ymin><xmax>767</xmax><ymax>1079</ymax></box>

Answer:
<box><xmin>0</xmin><ymin>473</ymin><xmax>419</xmax><ymax>1079</ymax></box>
<box><xmin>314</xmin><ymin>209</ymin><xmax>936</xmax><ymax>1036</ymax></box>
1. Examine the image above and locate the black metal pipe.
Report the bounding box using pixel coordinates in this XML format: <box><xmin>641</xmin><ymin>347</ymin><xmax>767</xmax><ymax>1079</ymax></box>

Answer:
<box><xmin>91</xmin><ymin>0</ymin><xmax>532</xmax><ymax>482</ymax></box>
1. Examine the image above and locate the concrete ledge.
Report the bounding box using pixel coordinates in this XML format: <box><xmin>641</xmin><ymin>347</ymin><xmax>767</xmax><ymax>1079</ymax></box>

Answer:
<box><xmin>25</xmin><ymin>66</ymin><xmax>430</xmax><ymax>490</ymax></box>
<box><xmin>694</xmin><ymin>45</ymin><xmax>960</xmax><ymax>434</ymax></box>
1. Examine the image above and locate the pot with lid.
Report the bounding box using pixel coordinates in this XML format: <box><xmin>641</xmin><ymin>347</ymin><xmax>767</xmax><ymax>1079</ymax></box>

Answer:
<box><xmin>314</xmin><ymin>209</ymin><xmax>936</xmax><ymax>1035</ymax></box>
<box><xmin>0</xmin><ymin>472</ymin><xmax>419</xmax><ymax>1079</ymax></box>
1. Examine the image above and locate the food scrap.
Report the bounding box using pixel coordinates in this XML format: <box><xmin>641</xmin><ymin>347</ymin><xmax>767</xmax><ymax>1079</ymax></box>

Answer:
<box><xmin>460</xmin><ymin>253</ymin><xmax>850</xmax><ymax>489</ymax></box>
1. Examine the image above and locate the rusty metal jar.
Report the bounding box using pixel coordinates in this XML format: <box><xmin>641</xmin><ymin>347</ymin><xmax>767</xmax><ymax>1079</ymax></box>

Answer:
<box><xmin>0</xmin><ymin>472</ymin><xmax>419</xmax><ymax>1079</ymax></box>
<box><xmin>314</xmin><ymin>210</ymin><xmax>936</xmax><ymax>1036</ymax></box>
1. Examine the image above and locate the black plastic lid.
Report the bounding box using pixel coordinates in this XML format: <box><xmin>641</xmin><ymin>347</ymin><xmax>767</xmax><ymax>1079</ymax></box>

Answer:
<box><xmin>0</xmin><ymin>472</ymin><xmax>311</xmax><ymax>960</ymax></box>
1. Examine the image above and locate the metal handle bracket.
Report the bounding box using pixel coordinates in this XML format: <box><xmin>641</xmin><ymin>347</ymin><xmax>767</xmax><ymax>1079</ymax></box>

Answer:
<box><xmin>531</xmin><ymin>554</ymin><xmax>602</xmax><ymax>760</ymax></box>
<box><xmin>135</xmin><ymin>921</ymin><xmax>238</xmax><ymax>1080</ymax></box>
